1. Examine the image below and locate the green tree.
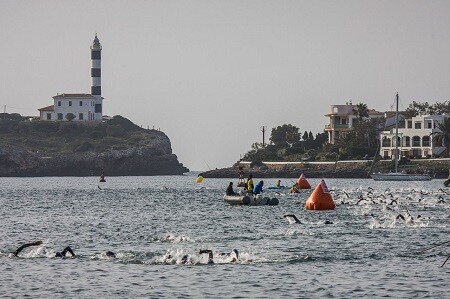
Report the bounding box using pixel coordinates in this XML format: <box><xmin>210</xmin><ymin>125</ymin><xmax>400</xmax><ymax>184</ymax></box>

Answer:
<box><xmin>431</xmin><ymin>117</ymin><xmax>450</xmax><ymax>156</ymax></box>
<box><xmin>302</xmin><ymin>131</ymin><xmax>308</xmax><ymax>141</ymax></box>
<box><xmin>270</xmin><ymin>124</ymin><xmax>300</xmax><ymax>148</ymax></box>
<box><xmin>352</xmin><ymin>103</ymin><xmax>369</xmax><ymax>121</ymax></box>
<box><xmin>405</xmin><ymin>101</ymin><xmax>434</xmax><ymax>117</ymax></box>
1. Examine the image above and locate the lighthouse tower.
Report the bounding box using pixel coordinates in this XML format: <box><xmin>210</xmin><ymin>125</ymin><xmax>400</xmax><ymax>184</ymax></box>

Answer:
<box><xmin>91</xmin><ymin>34</ymin><xmax>103</xmax><ymax>120</ymax></box>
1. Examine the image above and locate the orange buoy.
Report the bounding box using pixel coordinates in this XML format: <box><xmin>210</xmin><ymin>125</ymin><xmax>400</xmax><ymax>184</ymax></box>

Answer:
<box><xmin>296</xmin><ymin>173</ymin><xmax>311</xmax><ymax>189</ymax></box>
<box><xmin>305</xmin><ymin>179</ymin><xmax>335</xmax><ymax>210</ymax></box>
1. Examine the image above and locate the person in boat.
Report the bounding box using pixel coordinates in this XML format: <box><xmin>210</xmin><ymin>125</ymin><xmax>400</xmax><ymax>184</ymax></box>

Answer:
<box><xmin>226</xmin><ymin>182</ymin><xmax>237</xmax><ymax>196</ymax></box>
<box><xmin>290</xmin><ymin>183</ymin><xmax>300</xmax><ymax>193</ymax></box>
<box><xmin>253</xmin><ymin>180</ymin><xmax>264</xmax><ymax>195</ymax></box>
<box><xmin>237</xmin><ymin>168</ymin><xmax>245</xmax><ymax>187</ymax></box>
<box><xmin>100</xmin><ymin>168</ymin><xmax>106</xmax><ymax>182</ymax></box>
<box><xmin>246</xmin><ymin>175</ymin><xmax>254</xmax><ymax>193</ymax></box>
<box><xmin>12</xmin><ymin>241</ymin><xmax>76</xmax><ymax>258</ymax></box>
<box><xmin>276</xmin><ymin>180</ymin><xmax>281</xmax><ymax>187</ymax></box>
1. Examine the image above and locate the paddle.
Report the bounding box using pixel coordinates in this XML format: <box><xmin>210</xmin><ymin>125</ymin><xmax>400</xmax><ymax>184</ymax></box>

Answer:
<box><xmin>441</xmin><ymin>256</ymin><xmax>450</xmax><ymax>268</ymax></box>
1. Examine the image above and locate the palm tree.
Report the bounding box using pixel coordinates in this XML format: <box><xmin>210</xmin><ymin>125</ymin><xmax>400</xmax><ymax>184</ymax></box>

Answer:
<box><xmin>431</xmin><ymin>117</ymin><xmax>450</xmax><ymax>156</ymax></box>
<box><xmin>352</xmin><ymin>103</ymin><xmax>369</xmax><ymax>121</ymax></box>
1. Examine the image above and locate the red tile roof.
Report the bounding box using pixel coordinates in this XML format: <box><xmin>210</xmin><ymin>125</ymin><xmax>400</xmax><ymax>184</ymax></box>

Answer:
<box><xmin>38</xmin><ymin>105</ymin><xmax>54</xmax><ymax>111</ymax></box>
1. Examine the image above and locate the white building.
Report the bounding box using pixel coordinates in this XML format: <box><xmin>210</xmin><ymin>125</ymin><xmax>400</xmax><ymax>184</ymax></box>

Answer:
<box><xmin>324</xmin><ymin>103</ymin><xmax>384</xmax><ymax>144</ymax></box>
<box><xmin>379</xmin><ymin>114</ymin><xmax>447</xmax><ymax>158</ymax></box>
<box><xmin>38</xmin><ymin>35</ymin><xmax>103</xmax><ymax>121</ymax></box>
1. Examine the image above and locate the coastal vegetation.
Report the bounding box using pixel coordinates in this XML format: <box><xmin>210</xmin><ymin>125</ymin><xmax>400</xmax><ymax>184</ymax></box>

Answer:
<box><xmin>241</xmin><ymin>100</ymin><xmax>450</xmax><ymax>165</ymax></box>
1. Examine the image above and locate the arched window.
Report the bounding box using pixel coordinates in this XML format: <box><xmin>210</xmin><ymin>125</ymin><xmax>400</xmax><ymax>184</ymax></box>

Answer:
<box><xmin>382</xmin><ymin>136</ymin><xmax>391</xmax><ymax>147</ymax></box>
<box><xmin>412</xmin><ymin>136</ymin><xmax>421</xmax><ymax>147</ymax></box>
<box><xmin>422</xmin><ymin>136</ymin><xmax>430</xmax><ymax>147</ymax></box>
<box><xmin>404</xmin><ymin>136</ymin><xmax>410</xmax><ymax>147</ymax></box>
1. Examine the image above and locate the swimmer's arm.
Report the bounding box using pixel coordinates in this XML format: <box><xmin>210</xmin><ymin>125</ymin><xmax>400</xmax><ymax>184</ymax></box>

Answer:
<box><xmin>12</xmin><ymin>241</ymin><xmax>43</xmax><ymax>257</ymax></box>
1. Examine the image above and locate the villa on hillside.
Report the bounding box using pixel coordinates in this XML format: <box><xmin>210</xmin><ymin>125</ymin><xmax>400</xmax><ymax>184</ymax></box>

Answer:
<box><xmin>324</xmin><ymin>102</ymin><xmax>383</xmax><ymax>144</ymax></box>
<box><xmin>324</xmin><ymin>103</ymin><xmax>449</xmax><ymax>158</ymax></box>
<box><xmin>38</xmin><ymin>35</ymin><xmax>103</xmax><ymax>122</ymax></box>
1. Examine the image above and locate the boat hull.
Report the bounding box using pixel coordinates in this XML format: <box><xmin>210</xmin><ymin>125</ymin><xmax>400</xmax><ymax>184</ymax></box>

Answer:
<box><xmin>370</xmin><ymin>173</ymin><xmax>431</xmax><ymax>181</ymax></box>
<box><xmin>223</xmin><ymin>194</ymin><xmax>279</xmax><ymax>206</ymax></box>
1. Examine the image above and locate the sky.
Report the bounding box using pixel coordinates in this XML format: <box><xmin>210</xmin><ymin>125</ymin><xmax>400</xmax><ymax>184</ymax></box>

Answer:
<box><xmin>2</xmin><ymin>0</ymin><xmax>450</xmax><ymax>171</ymax></box>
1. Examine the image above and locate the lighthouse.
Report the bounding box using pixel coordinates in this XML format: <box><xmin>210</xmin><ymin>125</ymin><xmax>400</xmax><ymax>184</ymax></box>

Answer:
<box><xmin>38</xmin><ymin>34</ymin><xmax>104</xmax><ymax>121</ymax></box>
<box><xmin>91</xmin><ymin>34</ymin><xmax>102</xmax><ymax>119</ymax></box>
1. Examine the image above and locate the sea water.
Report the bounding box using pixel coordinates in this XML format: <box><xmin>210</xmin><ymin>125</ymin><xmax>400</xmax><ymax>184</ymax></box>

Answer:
<box><xmin>0</xmin><ymin>174</ymin><xmax>449</xmax><ymax>298</ymax></box>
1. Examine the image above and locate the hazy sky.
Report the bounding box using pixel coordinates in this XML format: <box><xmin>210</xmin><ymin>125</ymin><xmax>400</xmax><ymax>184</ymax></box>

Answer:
<box><xmin>2</xmin><ymin>0</ymin><xmax>450</xmax><ymax>170</ymax></box>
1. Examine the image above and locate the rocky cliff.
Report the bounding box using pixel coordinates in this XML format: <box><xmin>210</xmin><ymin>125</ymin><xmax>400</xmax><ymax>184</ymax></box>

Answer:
<box><xmin>0</xmin><ymin>115</ymin><xmax>189</xmax><ymax>176</ymax></box>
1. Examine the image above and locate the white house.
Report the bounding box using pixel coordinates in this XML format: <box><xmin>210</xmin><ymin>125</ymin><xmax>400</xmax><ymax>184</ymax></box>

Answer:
<box><xmin>379</xmin><ymin>114</ymin><xmax>447</xmax><ymax>158</ymax></box>
<box><xmin>324</xmin><ymin>102</ymin><xmax>384</xmax><ymax>144</ymax></box>
<box><xmin>38</xmin><ymin>34</ymin><xmax>103</xmax><ymax>121</ymax></box>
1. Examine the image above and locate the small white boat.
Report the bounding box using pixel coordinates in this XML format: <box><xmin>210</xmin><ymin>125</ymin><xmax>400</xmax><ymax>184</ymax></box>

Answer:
<box><xmin>223</xmin><ymin>193</ymin><xmax>279</xmax><ymax>206</ymax></box>
<box><xmin>371</xmin><ymin>172</ymin><xmax>431</xmax><ymax>181</ymax></box>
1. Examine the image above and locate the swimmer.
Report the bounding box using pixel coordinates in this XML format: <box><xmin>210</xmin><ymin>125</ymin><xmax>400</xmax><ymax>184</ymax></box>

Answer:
<box><xmin>283</xmin><ymin>214</ymin><xmax>302</xmax><ymax>224</ymax></box>
<box><xmin>55</xmin><ymin>246</ymin><xmax>76</xmax><ymax>258</ymax></box>
<box><xmin>12</xmin><ymin>241</ymin><xmax>75</xmax><ymax>258</ymax></box>
<box><xmin>219</xmin><ymin>249</ymin><xmax>239</xmax><ymax>262</ymax></box>
<box><xmin>199</xmin><ymin>249</ymin><xmax>214</xmax><ymax>264</ymax></box>
<box><xmin>388</xmin><ymin>199</ymin><xmax>398</xmax><ymax>205</ymax></box>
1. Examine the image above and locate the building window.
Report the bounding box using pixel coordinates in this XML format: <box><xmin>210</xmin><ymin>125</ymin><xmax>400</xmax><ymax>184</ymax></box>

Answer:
<box><xmin>412</xmin><ymin>136</ymin><xmax>421</xmax><ymax>146</ymax></box>
<box><xmin>46</xmin><ymin>113</ymin><xmax>51</xmax><ymax>120</ymax></box>
<box><xmin>412</xmin><ymin>149</ymin><xmax>421</xmax><ymax>157</ymax></box>
<box><xmin>414</xmin><ymin>122</ymin><xmax>421</xmax><ymax>129</ymax></box>
<box><xmin>407</xmin><ymin>120</ymin><xmax>412</xmax><ymax>128</ymax></box>
<box><xmin>422</xmin><ymin>136</ymin><xmax>430</xmax><ymax>147</ymax></box>
<box><xmin>57</xmin><ymin>113</ymin><xmax>63</xmax><ymax>120</ymax></box>
<box><xmin>79</xmin><ymin>113</ymin><xmax>84</xmax><ymax>120</ymax></box>
<box><xmin>58</xmin><ymin>101</ymin><xmax>61</xmax><ymax>106</ymax></box>
<box><xmin>427</xmin><ymin>122</ymin><xmax>432</xmax><ymax>129</ymax></box>
<box><xmin>382</xmin><ymin>136</ymin><xmax>391</xmax><ymax>147</ymax></box>
<box><xmin>79</xmin><ymin>101</ymin><xmax>83</xmax><ymax>106</ymax></box>
<box><xmin>69</xmin><ymin>101</ymin><xmax>72</xmax><ymax>106</ymax></box>
<box><xmin>404</xmin><ymin>136</ymin><xmax>410</xmax><ymax>147</ymax></box>
<box><xmin>95</xmin><ymin>104</ymin><xmax>102</xmax><ymax>113</ymax></box>
<box><xmin>341</xmin><ymin>118</ymin><xmax>347</xmax><ymax>125</ymax></box>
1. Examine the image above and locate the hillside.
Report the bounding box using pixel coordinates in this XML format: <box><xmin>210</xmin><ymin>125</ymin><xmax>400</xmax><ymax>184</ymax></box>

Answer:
<box><xmin>0</xmin><ymin>114</ymin><xmax>189</xmax><ymax>176</ymax></box>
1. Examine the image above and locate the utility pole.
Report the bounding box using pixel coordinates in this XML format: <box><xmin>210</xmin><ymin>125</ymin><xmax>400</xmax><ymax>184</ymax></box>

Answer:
<box><xmin>260</xmin><ymin>126</ymin><xmax>267</xmax><ymax>147</ymax></box>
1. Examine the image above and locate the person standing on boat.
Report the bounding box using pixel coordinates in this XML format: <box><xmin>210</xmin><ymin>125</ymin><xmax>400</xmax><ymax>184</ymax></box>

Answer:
<box><xmin>253</xmin><ymin>180</ymin><xmax>264</xmax><ymax>195</ymax></box>
<box><xmin>246</xmin><ymin>175</ymin><xmax>254</xmax><ymax>192</ymax></box>
<box><xmin>226</xmin><ymin>182</ymin><xmax>237</xmax><ymax>196</ymax></box>
<box><xmin>276</xmin><ymin>180</ymin><xmax>281</xmax><ymax>187</ymax></box>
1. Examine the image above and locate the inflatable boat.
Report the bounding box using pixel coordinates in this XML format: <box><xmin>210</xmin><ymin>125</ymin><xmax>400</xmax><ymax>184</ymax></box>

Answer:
<box><xmin>223</xmin><ymin>193</ymin><xmax>279</xmax><ymax>206</ymax></box>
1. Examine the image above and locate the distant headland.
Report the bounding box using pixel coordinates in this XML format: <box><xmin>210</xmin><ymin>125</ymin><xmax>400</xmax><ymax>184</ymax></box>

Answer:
<box><xmin>0</xmin><ymin>114</ymin><xmax>188</xmax><ymax>176</ymax></box>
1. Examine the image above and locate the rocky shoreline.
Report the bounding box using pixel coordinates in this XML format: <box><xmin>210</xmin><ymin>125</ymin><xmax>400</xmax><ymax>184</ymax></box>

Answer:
<box><xmin>200</xmin><ymin>159</ymin><xmax>450</xmax><ymax>179</ymax></box>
